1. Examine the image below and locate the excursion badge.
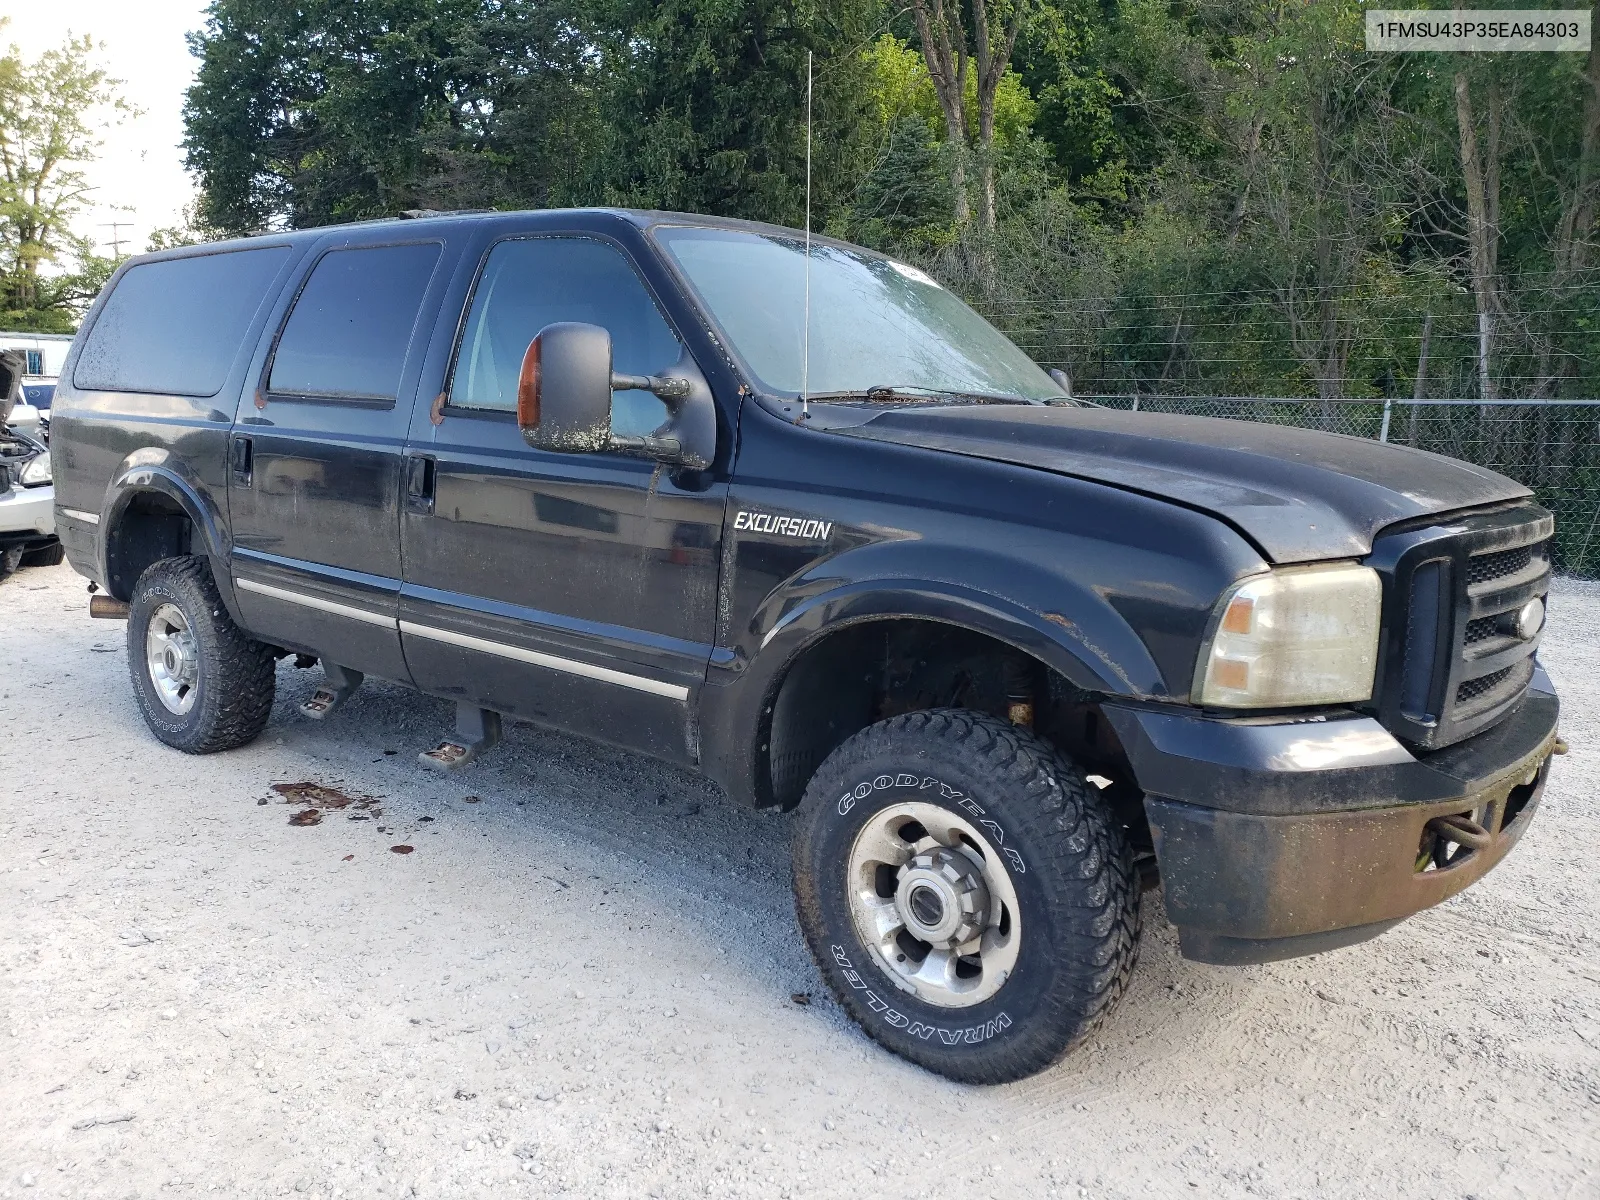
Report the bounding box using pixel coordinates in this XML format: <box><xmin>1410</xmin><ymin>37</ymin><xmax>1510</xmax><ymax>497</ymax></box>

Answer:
<box><xmin>734</xmin><ymin>509</ymin><xmax>833</xmax><ymax>540</ymax></box>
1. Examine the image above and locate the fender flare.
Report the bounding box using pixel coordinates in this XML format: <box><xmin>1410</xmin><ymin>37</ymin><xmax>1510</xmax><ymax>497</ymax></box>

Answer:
<box><xmin>698</xmin><ymin>576</ymin><xmax>1165</xmax><ymax>808</ymax></box>
<box><xmin>754</xmin><ymin>578</ymin><xmax>1143</xmax><ymax>695</ymax></box>
<box><xmin>100</xmin><ymin>457</ymin><xmax>232</xmax><ymax>604</ymax></box>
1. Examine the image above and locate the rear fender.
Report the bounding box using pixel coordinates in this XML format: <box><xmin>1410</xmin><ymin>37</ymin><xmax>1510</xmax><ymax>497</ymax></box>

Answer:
<box><xmin>101</xmin><ymin>450</ymin><xmax>236</xmax><ymax>614</ymax></box>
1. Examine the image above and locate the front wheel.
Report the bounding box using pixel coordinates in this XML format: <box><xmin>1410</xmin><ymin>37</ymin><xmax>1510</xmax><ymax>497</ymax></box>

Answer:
<box><xmin>127</xmin><ymin>556</ymin><xmax>277</xmax><ymax>753</ymax></box>
<box><xmin>792</xmin><ymin>709</ymin><xmax>1141</xmax><ymax>1083</ymax></box>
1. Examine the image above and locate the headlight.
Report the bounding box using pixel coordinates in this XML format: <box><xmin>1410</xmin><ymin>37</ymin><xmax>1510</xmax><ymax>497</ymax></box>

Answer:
<box><xmin>19</xmin><ymin>451</ymin><xmax>51</xmax><ymax>486</ymax></box>
<box><xmin>1193</xmin><ymin>563</ymin><xmax>1381</xmax><ymax>707</ymax></box>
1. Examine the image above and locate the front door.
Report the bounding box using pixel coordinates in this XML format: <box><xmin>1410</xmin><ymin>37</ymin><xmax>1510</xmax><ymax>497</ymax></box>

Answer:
<box><xmin>398</xmin><ymin>233</ymin><xmax>727</xmax><ymax>764</ymax></box>
<box><xmin>229</xmin><ymin>234</ymin><xmax>456</xmax><ymax>681</ymax></box>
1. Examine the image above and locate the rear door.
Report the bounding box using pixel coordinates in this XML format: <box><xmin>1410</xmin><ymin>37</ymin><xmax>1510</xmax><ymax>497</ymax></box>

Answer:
<box><xmin>228</xmin><ymin>230</ymin><xmax>461</xmax><ymax>681</ymax></box>
<box><xmin>397</xmin><ymin>228</ymin><xmax>728</xmax><ymax>764</ymax></box>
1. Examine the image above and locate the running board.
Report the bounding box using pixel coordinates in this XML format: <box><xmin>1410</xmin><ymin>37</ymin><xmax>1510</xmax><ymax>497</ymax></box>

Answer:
<box><xmin>299</xmin><ymin>662</ymin><xmax>364</xmax><ymax>720</ymax></box>
<box><xmin>419</xmin><ymin>703</ymin><xmax>502</xmax><ymax>771</ymax></box>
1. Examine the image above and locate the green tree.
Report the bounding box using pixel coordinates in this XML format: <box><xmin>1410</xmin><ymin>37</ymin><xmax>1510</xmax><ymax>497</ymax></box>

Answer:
<box><xmin>184</xmin><ymin>0</ymin><xmax>489</xmax><ymax>232</ymax></box>
<box><xmin>907</xmin><ymin>0</ymin><xmax>1036</xmax><ymax>235</ymax></box>
<box><xmin>178</xmin><ymin>0</ymin><xmax>1600</xmax><ymax>400</ymax></box>
<box><xmin>601</xmin><ymin>0</ymin><xmax>881</xmax><ymax>226</ymax></box>
<box><xmin>0</xmin><ymin>30</ymin><xmax>129</xmax><ymax>332</ymax></box>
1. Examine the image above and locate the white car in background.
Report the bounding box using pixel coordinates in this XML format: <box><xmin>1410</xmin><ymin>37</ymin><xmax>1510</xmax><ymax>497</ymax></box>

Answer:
<box><xmin>1</xmin><ymin>358</ymin><xmax>60</xmax><ymax>578</ymax></box>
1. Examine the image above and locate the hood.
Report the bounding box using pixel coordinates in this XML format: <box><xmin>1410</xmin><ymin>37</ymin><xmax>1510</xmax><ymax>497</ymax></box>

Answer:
<box><xmin>833</xmin><ymin>404</ymin><xmax>1530</xmax><ymax>563</ymax></box>
<box><xmin>0</xmin><ymin>348</ymin><xmax>21</xmax><ymax>427</ymax></box>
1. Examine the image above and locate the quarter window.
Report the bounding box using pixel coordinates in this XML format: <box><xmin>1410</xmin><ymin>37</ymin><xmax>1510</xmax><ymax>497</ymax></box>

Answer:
<box><xmin>270</xmin><ymin>243</ymin><xmax>441</xmax><ymax>401</ymax></box>
<box><xmin>449</xmin><ymin>237</ymin><xmax>681</xmax><ymax>439</ymax></box>
<box><xmin>73</xmin><ymin>246</ymin><xmax>291</xmax><ymax>397</ymax></box>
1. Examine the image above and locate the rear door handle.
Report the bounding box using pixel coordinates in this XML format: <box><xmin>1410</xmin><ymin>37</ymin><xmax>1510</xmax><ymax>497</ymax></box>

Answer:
<box><xmin>230</xmin><ymin>435</ymin><xmax>253</xmax><ymax>486</ymax></box>
<box><xmin>404</xmin><ymin>453</ymin><xmax>436</xmax><ymax>514</ymax></box>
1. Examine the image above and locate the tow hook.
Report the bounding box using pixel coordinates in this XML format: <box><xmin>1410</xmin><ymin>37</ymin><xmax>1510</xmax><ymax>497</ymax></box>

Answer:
<box><xmin>90</xmin><ymin>595</ymin><xmax>131</xmax><ymax>620</ymax></box>
<box><xmin>1552</xmin><ymin>737</ymin><xmax>1569</xmax><ymax>755</ymax></box>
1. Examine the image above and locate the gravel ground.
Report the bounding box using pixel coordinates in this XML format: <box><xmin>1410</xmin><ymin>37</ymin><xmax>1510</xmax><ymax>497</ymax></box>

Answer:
<box><xmin>1</xmin><ymin>561</ymin><xmax>1597</xmax><ymax>1200</ymax></box>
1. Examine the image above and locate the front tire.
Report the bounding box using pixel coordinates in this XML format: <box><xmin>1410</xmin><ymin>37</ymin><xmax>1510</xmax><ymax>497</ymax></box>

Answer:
<box><xmin>792</xmin><ymin>709</ymin><xmax>1140</xmax><ymax>1083</ymax></box>
<box><xmin>127</xmin><ymin>556</ymin><xmax>276</xmax><ymax>753</ymax></box>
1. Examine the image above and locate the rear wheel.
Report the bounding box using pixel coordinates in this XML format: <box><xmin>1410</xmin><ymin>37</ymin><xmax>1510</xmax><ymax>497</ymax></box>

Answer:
<box><xmin>20</xmin><ymin>541</ymin><xmax>65</xmax><ymax>567</ymax></box>
<box><xmin>792</xmin><ymin>709</ymin><xmax>1141</xmax><ymax>1083</ymax></box>
<box><xmin>127</xmin><ymin>556</ymin><xmax>276</xmax><ymax>753</ymax></box>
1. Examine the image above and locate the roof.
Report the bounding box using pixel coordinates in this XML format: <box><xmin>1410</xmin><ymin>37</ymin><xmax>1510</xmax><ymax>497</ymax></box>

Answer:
<box><xmin>0</xmin><ymin>331</ymin><xmax>75</xmax><ymax>341</ymax></box>
<box><xmin>125</xmin><ymin>207</ymin><xmax>867</xmax><ymax>265</ymax></box>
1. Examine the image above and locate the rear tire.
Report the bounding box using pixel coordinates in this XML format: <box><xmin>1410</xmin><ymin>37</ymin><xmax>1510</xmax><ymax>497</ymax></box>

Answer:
<box><xmin>127</xmin><ymin>556</ymin><xmax>276</xmax><ymax>753</ymax></box>
<box><xmin>20</xmin><ymin>541</ymin><xmax>65</xmax><ymax>567</ymax></box>
<box><xmin>792</xmin><ymin>709</ymin><xmax>1140</xmax><ymax>1083</ymax></box>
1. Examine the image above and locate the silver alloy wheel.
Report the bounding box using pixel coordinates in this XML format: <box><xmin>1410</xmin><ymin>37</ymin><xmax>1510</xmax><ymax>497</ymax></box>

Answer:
<box><xmin>846</xmin><ymin>800</ymin><xmax>1022</xmax><ymax>1008</ymax></box>
<box><xmin>145</xmin><ymin>602</ymin><xmax>200</xmax><ymax>716</ymax></box>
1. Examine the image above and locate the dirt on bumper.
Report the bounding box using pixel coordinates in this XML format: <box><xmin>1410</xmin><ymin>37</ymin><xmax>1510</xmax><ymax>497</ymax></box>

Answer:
<box><xmin>1107</xmin><ymin>681</ymin><xmax>1559</xmax><ymax>965</ymax></box>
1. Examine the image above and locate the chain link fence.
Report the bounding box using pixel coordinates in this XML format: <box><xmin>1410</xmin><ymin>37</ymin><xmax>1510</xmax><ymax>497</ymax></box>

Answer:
<box><xmin>1086</xmin><ymin>396</ymin><xmax>1600</xmax><ymax>577</ymax></box>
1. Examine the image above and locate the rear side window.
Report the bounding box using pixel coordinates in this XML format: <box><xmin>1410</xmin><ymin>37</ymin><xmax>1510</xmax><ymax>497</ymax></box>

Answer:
<box><xmin>269</xmin><ymin>243</ymin><xmax>441</xmax><ymax>401</ymax></box>
<box><xmin>73</xmin><ymin>246</ymin><xmax>291</xmax><ymax>396</ymax></box>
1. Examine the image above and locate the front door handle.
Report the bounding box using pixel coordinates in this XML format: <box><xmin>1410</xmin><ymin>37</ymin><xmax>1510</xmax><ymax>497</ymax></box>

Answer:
<box><xmin>230</xmin><ymin>435</ymin><xmax>253</xmax><ymax>486</ymax></box>
<box><xmin>404</xmin><ymin>453</ymin><xmax>436</xmax><ymax>514</ymax></box>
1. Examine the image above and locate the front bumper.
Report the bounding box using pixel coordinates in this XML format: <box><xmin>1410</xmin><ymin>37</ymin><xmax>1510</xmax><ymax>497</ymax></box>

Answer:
<box><xmin>1102</xmin><ymin>668</ymin><xmax>1559</xmax><ymax>965</ymax></box>
<box><xmin>0</xmin><ymin>482</ymin><xmax>55</xmax><ymax>544</ymax></box>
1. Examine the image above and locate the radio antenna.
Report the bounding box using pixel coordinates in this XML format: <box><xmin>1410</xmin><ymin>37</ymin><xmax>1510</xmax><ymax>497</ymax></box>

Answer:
<box><xmin>800</xmin><ymin>49</ymin><xmax>813</xmax><ymax>421</ymax></box>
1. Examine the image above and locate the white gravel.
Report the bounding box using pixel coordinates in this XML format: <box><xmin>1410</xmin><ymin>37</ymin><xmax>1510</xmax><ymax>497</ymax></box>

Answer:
<box><xmin>1</xmin><ymin>561</ymin><xmax>1597</xmax><ymax>1199</ymax></box>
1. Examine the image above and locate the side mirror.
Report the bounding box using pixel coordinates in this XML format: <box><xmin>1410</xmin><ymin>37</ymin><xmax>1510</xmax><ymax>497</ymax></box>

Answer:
<box><xmin>517</xmin><ymin>322</ymin><xmax>716</xmax><ymax>470</ymax></box>
<box><xmin>517</xmin><ymin>322</ymin><xmax>615</xmax><ymax>453</ymax></box>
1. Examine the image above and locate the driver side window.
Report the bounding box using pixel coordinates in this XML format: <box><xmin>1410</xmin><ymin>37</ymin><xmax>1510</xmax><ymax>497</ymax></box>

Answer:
<box><xmin>449</xmin><ymin>236</ymin><xmax>681</xmax><ymax>439</ymax></box>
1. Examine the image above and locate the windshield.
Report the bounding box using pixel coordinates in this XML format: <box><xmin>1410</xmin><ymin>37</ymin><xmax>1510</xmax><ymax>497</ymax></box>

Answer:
<box><xmin>654</xmin><ymin>226</ymin><xmax>1063</xmax><ymax>402</ymax></box>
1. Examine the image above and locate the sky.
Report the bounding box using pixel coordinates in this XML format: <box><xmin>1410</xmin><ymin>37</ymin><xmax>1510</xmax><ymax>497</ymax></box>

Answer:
<box><xmin>4</xmin><ymin>0</ymin><xmax>211</xmax><ymax>255</ymax></box>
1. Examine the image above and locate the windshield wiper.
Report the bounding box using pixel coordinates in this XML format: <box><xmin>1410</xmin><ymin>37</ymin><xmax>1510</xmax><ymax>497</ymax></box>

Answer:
<box><xmin>806</xmin><ymin>384</ymin><xmax>1032</xmax><ymax>405</ymax></box>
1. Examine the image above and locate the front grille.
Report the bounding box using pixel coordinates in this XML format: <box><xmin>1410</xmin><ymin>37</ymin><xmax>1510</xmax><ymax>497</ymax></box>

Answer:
<box><xmin>1465</xmin><ymin>545</ymin><xmax>1532</xmax><ymax>585</ymax></box>
<box><xmin>1371</xmin><ymin>502</ymin><xmax>1552</xmax><ymax>750</ymax></box>
<box><xmin>1457</xmin><ymin>665</ymin><xmax>1514</xmax><ymax>704</ymax></box>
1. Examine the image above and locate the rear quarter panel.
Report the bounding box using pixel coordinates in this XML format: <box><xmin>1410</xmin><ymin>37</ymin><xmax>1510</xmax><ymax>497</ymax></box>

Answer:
<box><xmin>51</xmin><ymin>242</ymin><xmax>313</xmax><ymax>587</ymax></box>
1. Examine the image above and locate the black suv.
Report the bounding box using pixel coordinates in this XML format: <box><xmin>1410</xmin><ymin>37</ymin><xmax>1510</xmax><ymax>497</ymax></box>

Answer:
<box><xmin>51</xmin><ymin>209</ymin><xmax>1558</xmax><ymax>1083</ymax></box>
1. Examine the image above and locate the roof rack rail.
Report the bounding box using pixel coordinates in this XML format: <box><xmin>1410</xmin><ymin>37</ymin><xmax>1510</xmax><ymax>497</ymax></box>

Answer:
<box><xmin>397</xmin><ymin>208</ymin><xmax>495</xmax><ymax>220</ymax></box>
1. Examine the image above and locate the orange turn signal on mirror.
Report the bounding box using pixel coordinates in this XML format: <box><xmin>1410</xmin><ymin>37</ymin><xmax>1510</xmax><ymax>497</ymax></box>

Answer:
<box><xmin>516</xmin><ymin>333</ymin><xmax>542</xmax><ymax>428</ymax></box>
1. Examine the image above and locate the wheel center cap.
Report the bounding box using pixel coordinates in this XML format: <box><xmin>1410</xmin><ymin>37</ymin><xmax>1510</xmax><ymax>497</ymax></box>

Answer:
<box><xmin>895</xmin><ymin>847</ymin><xmax>991</xmax><ymax>948</ymax></box>
<box><xmin>907</xmin><ymin>884</ymin><xmax>944</xmax><ymax>928</ymax></box>
<box><xmin>162</xmin><ymin>634</ymin><xmax>196</xmax><ymax>682</ymax></box>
